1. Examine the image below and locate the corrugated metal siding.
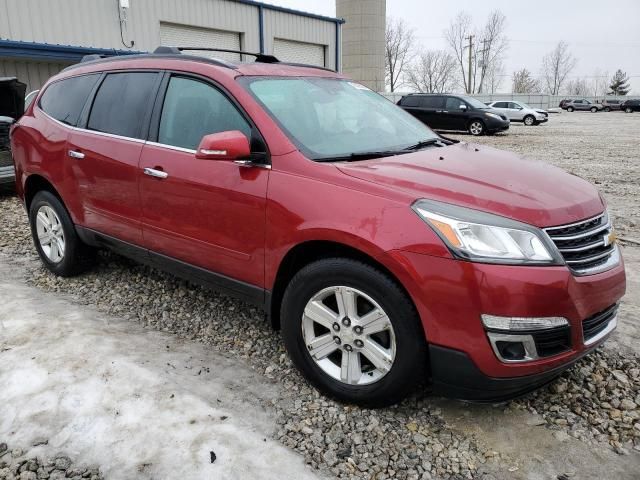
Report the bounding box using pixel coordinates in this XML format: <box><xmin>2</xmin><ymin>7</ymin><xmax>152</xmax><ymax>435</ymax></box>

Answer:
<box><xmin>263</xmin><ymin>9</ymin><xmax>335</xmax><ymax>69</ymax></box>
<box><xmin>0</xmin><ymin>59</ymin><xmax>69</xmax><ymax>91</ymax></box>
<box><xmin>273</xmin><ymin>38</ymin><xmax>325</xmax><ymax>66</ymax></box>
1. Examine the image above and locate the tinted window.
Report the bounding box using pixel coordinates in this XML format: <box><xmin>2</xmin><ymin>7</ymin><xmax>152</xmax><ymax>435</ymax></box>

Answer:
<box><xmin>87</xmin><ymin>72</ymin><xmax>157</xmax><ymax>139</ymax></box>
<box><xmin>39</xmin><ymin>75</ymin><xmax>99</xmax><ymax>126</ymax></box>
<box><xmin>421</xmin><ymin>96</ymin><xmax>445</xmax><ymax>108</ymax></box>
<box><xmin>401</xmin><ymin>96</ymin><xmax>421</xmax><ymax>107</ymax></box>
<box><xmin>493</xmin><ymin>102</ymin><xmax>508</xmax><ymax>108</ymax></box>
<box><xmin>158</xmin><ymin>76</ymin><xmax>251</xmax><ymax>150</ymax></box>
<box><xmin>508</xmin><ymin>102</ymin><xmax>520</xmax><ymax>109</ymax></box>
<box><xmin>445</xmin><ymin>97</ymin><xmax>466</xmax><ymax>110</ymax></box>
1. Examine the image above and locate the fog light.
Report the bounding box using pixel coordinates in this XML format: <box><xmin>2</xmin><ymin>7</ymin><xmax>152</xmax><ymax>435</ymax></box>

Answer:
<box><xmin>486</xmin><ymin>332</ymin><xmax>538</xmax><ymax>363</ymax></box>
<box><xmin>495</xmin><ymin>341</ymin><xmax>526</xmax><ymax>361</ymax></box>
<box><xmin>481</xmin><ymin>314</ymin><xmax>568</xmax><ymax>331</ymax></box>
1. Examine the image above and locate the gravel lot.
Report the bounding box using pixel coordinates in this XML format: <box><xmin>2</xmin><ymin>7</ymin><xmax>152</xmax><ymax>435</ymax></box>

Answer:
<box><xmin>1</xmin><ymin>112</ymin><xmax>639</xmax><ymax>479</ymax></box>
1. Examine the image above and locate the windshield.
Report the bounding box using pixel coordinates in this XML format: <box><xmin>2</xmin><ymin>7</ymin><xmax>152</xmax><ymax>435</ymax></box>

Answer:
<box><xmin>460</xmin><ymin>96</ymin><xmax>489</xmax><ymax>109</ymax></box>
<box><xmin>241</xmin><ymin>77</ymin><xmax>439</xmax><ymax>160</ymax></box>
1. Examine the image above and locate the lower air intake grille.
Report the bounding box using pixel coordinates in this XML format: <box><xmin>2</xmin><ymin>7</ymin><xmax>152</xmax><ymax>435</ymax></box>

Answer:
<box><xmin>582</xmin><ymin>304</ymin><xmax>617</xmax><ymax>342</ymax></box>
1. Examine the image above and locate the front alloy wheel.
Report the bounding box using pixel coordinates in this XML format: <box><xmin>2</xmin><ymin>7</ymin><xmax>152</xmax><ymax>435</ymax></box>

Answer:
<box><xmin>302</xmin><ymin>286</ymin><xmax>396</xmax><ymax>385</ymax></box>
<box><xmin>523</xmin><ymin>115</ymin><xmax>535</xmax><ymax>126</ymax></box>
<box><xmin>468</xmin><ymin>120</ymin><xmax>484</xmax><ymax>136</ymax></box>
<box><xmin>281</xmin><ymin>258</ymin><xmax>427</xmax><ymax>407</ymax></box>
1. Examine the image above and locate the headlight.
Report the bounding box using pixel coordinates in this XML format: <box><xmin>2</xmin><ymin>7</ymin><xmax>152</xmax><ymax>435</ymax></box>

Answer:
<box><xmin>412</xmin><ymin>199</ymin><xmax>561</xmax><ymax>264</ymax></box>
<box><xmin>485</xmin><ymin>112</ymin><xmax>502</xmax><ymax>120</ymax></box>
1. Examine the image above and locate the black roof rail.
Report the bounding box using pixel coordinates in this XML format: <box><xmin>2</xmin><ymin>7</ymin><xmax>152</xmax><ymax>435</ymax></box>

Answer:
<box><xmin>153</xmin><ymin>46</ymin><xmax>279</xmax><ymax>63</ymax></box>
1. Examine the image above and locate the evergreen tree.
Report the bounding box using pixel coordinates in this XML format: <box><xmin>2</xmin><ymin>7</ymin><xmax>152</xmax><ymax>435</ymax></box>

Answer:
<box><xmin>609</xmin><ymin>69</ymin><xmax>630</xmax><ymax>95</ymax></box>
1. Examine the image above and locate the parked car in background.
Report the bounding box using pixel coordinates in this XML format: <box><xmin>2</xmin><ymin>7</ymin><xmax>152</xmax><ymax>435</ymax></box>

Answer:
<box><xmin>621</xmin><ymin>99</ymin><xmax>640</xmax><ymax>113</ymax></box>
<box><xmin>565</xmin><ymin>99</ymin><xmax>603</xmax><ymax>112</ymax></box>
<box><xmin>559</xmin><ymin>99</ymin><xmax>572</xmax><ymax>109</ymax></box>
<box><xmin>397</xmin><ymin>93</ymin><xmax>510</xmax><ymax>135</ymax></box>
<box><xmin>485</xmin><ymin>101</ymin><xmax>548</xmax><ymax>126</ymax></box>
<box><xmin>11</xmin><ymin>49</ymin><xmax>625</xmax><ymax>406</ymax></box>
<box><xmin>0</xmin><ymin>77</ymin><xmax>26</xmax><ymax>188</ymax></box>
<box><xmin>601</xmin><ymin>99</ymin><xmax>623</xmax><ymax>112</ymax></box>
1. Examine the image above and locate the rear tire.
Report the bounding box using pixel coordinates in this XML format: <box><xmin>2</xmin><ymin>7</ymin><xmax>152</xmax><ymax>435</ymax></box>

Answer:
<box><xmin>468</xmin><ymin>120</ymin><xmax>485</xmax><ymax>136</ymax></box>
<box><xmin>523</xmin><ymin>115</ymin><xmax>535</xmax><ymax>126</ymax></box>
<box><xmin>280</xmin><ymin>258</ymin><xmax>427</xmax><ymax>407</ymax></box>
<box><xmin>29</xmin><ymin>191</ymin><xmax>95</xmax><ymax>277</ymax></box>
<box><xmin>591</xmin><ymin>107</ymin><xmax>598</xmax><ymax>113</ymax></box>
<box><xmin>604</xmin><ymin>107</ymin><xmax>611</xmax><ymax>112</ymax></box>
<box><xmin>567</xmin><ymin>106</ymin><xmax>574</xmax><ymax>112</ymax></box>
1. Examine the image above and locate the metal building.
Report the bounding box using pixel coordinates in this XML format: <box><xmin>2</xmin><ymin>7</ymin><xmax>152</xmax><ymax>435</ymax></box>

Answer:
<box><xmin>0</xmin><ymin>0</ymin><xmax>344</xmax><ymax>92</ymax></box>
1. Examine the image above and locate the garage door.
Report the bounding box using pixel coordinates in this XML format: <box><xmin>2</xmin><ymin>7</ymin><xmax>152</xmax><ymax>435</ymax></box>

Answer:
<box><xmin>273</xmin><ymin>38</ymin><xmax>325</xmax><ymax>67</ymax></box>
<box><xmin>160</xmin><ymin>22</ymin><xmax>241</xmax><ymax>62</ymax></box>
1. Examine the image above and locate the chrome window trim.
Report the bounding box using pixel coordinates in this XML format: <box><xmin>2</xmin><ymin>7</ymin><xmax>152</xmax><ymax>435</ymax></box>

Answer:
<box><xmin>145</xmin><ymin>141</ymin><xmax>196</xmax><ymax>154</ymax></box>
<box><xmin>38</xmin><ymin>107</ymin><xmax>146</xmax><ymax>144</ymax></box>
<box><xmin>583</xmin><ymin>314</ymin><xmax>617</xmax><ymax>346</ymax></box>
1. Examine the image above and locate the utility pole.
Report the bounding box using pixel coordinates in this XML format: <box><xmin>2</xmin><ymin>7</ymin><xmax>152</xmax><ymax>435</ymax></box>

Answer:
<box><xmin>477</xmin><ymin>38</ymin><xmax>490</xmax><ymax>93</ymax></box>
<box><xmin>465</xmin><ymin>35</ymin><xmax>474</xmax><ymax>94</ymax></box>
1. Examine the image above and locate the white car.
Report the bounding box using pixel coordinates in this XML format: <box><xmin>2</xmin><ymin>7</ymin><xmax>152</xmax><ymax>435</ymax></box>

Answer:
<box><xmin>486</xmin><ymin>101</ymin><xmax>548</xmax><ymax>126</ymax></box>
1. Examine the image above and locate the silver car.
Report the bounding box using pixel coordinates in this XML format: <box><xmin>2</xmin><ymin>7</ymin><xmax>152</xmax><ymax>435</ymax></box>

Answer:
<box><xmin>565</xmin><ymin>99</ymin><xmax>603</xmax><ymax>113</ymax></box>
<box><xmin>486</xmin><ymin>101</ymin><xmax>548</xmax><ymax>126</ymax></box>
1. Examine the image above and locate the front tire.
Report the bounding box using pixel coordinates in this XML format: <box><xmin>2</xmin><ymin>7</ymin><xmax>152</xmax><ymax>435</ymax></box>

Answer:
<box><xmin>523</xmin><ymin>115</ymin><xmax>536</xmax><ymax>126</ymax></box>
<box><xmin>280</xmin><ymin>258</ymin><xmax>427</xmax><ymax>407</ymax></box>
<box><xmin>468</xmin><ymin>120</ymin><xmax>485</xmax><ymax>136</ymax></box>
<box><xmin>29</xmin><ymin>191</ymin><xmax>95</xmax><ymax>276</ymax></box>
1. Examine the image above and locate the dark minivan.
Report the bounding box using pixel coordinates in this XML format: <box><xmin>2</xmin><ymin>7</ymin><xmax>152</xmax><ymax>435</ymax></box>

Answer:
<box><xmin>397</xmin><ymin>94</ymin><xmax>509</xmax><ymax>136</ymax></box>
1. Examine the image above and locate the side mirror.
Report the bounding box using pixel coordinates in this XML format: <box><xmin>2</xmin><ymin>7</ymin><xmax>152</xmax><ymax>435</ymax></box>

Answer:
<box><xmin>196</xmin><ymin>130</ymin><xmax>250</xmax><ymax>161</ymax></box>
<box><xmin>459</xmin><ymin>104</ymin><xmax>468</xmax><ymax>111</ymax></box>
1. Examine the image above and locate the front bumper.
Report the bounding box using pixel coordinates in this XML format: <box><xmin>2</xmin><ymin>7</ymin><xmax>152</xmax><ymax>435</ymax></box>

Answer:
<box><xmin>386</xmin><ymin>249</ymin><xmax>626</xmax><ymax>398</ymax></box>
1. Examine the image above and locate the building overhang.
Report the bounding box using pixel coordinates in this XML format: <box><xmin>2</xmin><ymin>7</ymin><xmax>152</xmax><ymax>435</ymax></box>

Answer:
<box><xmin>0</xmin><ymin>39</ymin><xmax>141</xmax><ymax>63</ymax></box>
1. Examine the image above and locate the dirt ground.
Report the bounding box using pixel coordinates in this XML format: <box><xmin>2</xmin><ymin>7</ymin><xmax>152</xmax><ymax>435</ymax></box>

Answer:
<box><xmin>1</xmin><ymin>111</ymin><xmax>639</xmax><ymax>480</ymax></box>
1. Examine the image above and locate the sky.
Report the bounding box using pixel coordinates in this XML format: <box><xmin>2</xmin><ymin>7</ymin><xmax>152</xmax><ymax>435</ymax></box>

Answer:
<box><xmin>261</xmin><ymin>0</ymin><xmax>640</xmax><ymax>94</ymax></box>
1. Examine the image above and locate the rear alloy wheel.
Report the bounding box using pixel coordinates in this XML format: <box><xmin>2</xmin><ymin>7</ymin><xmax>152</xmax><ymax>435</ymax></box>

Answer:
<box><xmin>29</xmin><ymin>191</ymin><xmax>95</xmax><ymax>276</ymax></box>
<box><xmin>281</xmin><ymin>258</ymin><xmax>427</xmax><ymax>407</ymax></box>
<box><xmin>567</xmin><ymin>106</ymin><xmax>575</xmax><ymax>112</ymax></box>
<box><xmin>523</xmin><ymin>115</ymin><xmax>536</xmax><ymax>126</ymax></box>
<box><xmin>591</xmin><ymin>107</ymin><xmax>598</xmax><ymax>113</ymax></box>
<box><xmin>604</xmin><ymin>107</ymin><xmax>611</xmax><ymax>112</ymax></box>
<box><xmin>468</xmin><ymin>120</ymin><xmax>485</xmax><ymax>136</ymax></box>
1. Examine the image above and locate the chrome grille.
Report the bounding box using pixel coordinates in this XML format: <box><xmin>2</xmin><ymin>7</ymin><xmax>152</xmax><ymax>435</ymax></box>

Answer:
<box><xmin>544</xmin><ymin>212</ymin><xmax>616</xmax><ymax>274</ymax></box>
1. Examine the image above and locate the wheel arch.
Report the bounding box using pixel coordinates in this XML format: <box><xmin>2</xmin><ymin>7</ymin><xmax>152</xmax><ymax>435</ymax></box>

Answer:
<box><xmin>268</xmin><ymin>240</ymin><xmax>417</xmax><ymax>331</ymax></box>
<box><xmin>24</xmin><ymin>174</ymin><xmax>64</xmax><ymax>211</ymax></box>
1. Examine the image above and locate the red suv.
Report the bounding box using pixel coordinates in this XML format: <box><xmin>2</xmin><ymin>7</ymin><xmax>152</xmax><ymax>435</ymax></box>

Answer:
<box><xmin>10</xmin><ymin>48</ymin><xmax>626</xmax><ymax>406</ymax></box>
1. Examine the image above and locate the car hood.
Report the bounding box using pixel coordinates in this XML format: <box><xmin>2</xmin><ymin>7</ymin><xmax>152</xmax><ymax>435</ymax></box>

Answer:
<box><xmin>336</xmin><ymin>142</ymin><xmax>604</xmax><ymax>228</ymax></box>
<box><xmin>0</xmin><ymin>77</ymin><xmax>26</xmax><ymax>120</ymax></box>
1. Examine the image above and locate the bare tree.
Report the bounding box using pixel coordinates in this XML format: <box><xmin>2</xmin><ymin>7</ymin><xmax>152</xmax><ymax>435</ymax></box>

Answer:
<box><xmin>564</xmin><ymin>78</ymin><xmax>590</xmax><ymax>96</ymax></box>
<box><xmin>476</xmin><ymin>11</ymin><xmax>508</xmax><ymax>93</ymax></box>
<box><xmin>444</xmin><ymin>10</ymin><xmax>508</xmax><ymax>94</ymax></box>
<box><xmin>444</xmin><ymin>11</ymin><xmax>473</xmax><ymax>93</ymax></box>
<box><xmin>512</xmin><ymin>68</ymin><xmax>540</xmax><ymax>93</ymax></box>
<box><xmin>541</xmin><ymin>41</ymin><xmax>577</xmax><ymax>95</ymax></box>
<box><xmin>385</xmin><ymin>17</ymin><xmax>415</xmax><ymax>92</ymax></box>
<box><xmin>485</xmin><ymin>60</ymin><xmax>505</xmax><ymax>94</ymax></box>
<box><xmin>406</xmin><ymin>50</ymin><xmax>457</xmax><ymax>93</ymax></box>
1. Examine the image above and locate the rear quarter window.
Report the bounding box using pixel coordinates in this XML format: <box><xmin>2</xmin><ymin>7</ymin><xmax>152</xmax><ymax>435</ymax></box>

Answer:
<box><xmin>39</xmin><ymin>74</ymin><xmax>100</xmax><ymax>126</ymax></box>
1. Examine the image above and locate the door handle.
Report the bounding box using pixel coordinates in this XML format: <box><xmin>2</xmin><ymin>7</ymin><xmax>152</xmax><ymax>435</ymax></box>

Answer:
<box><xmin>68</xmin><ymin>150</ymin><xmax>85</xmax><ymax>159</ymax></box>
<box><xmin>143</xmin><ymin>167</ymin><xmax>168</xmax><ymax>179</ymax></box>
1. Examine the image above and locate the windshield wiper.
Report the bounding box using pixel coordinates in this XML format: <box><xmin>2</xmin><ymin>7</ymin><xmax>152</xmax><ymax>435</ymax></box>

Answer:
<box><xmin>402</xmin><ymin>138</ymin><xmax>443</xmax><ymax>151</ymax></box>
<box><xmin>315</xmin><ymin>150</ymin><xmax>401</xmax><ymax>162</ymax></box>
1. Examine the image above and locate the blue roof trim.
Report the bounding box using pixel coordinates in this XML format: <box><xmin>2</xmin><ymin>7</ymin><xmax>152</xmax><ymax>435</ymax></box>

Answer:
<box><xmin>232</xmin><ymin>0</ymin><xmax>345</xmax><ymax>24</ymax></box>
<box><xmin>0</xmin><ymin>39</ymin><xmax>142</xmax><ymax>62</ymax></box>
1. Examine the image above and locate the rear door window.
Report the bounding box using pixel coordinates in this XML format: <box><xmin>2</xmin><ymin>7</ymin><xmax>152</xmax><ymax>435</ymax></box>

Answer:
<box><xmin>39</xmin><ymin>74</ymin><xmax>100</xmax><ymax>126</ymax></box>
<box><xmin>401</xmin><ymin>96</ymin><xmax>421</xmax><ymax>107</ymax></box>
<box><xmin>158</xmin><ymin>76</ymin><xmax>251</xmax><ymax>150</ymax></box>
<box><xmin>87</xmin><ymin>72</ymin><xmax>158</xmax><ymax>139</ymax></box>
<box><xmin>421</xmin><ymin>96</ymin><xmax>445</xmax><ymax>108</ymax></box>
<box><xmin>493</xmin><ymin>102</ymin><xmax>508</xmax><ymax>108</ymax></box>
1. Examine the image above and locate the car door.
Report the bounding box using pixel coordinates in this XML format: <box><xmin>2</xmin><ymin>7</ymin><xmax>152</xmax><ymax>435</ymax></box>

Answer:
<box><xmin>66</xmin><ymin>71</ymin><xmax>161</xmax><ymax>245</ymax></box>
<box><xmin>491</xmin><ymin>101</ymin><xmax>510</xmax><ymax>119</ymax></box>
<box><xmin>443</xmin><ymin>97</ymin><xmax>469</xmax><ymax>131</ymax></box>
<box><xmin>138</xmin><ymin>73</ymin><xmax>269</xmax><ymax>291</ymax></box>
<box><xmin>507</xmin><ymin>102</ymin><xmax>525</xmax><ymax>121</ymax></box>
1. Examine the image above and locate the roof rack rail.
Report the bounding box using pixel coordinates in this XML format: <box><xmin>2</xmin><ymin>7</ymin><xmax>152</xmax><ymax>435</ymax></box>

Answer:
<box><xmin>153</xmin><ymin>46</ymin><xmax>279</xmax><ymax>63</ymax></box>
<box><xmin>81</xmin><ymin>54</ymin><xmax>112</xmax><ymax>63</ymax></box>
